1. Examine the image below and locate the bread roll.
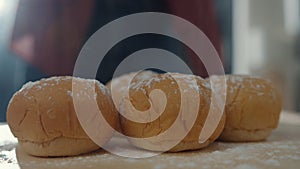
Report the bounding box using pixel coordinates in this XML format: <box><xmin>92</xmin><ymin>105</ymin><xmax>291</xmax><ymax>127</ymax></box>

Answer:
<box><xmin>7</xmin><ymin>76</ymin><xmax>118</xmax><ymax>157</ymax></box>
<box><xmin>119</xmin><ymin>73</ymin><xmax>226</xmax><ymax>152</ymax></box>
<box><xmin>206</xmin><ymin>75</ymin><xmax>282</xmax><ymax>142</ymax></box>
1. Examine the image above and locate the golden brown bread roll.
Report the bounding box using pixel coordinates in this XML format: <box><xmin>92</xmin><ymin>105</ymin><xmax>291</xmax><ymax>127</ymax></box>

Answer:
<box><xmin>7</xmin><ymin>76</ymin><xmax>118</xmax><ymax>157</ymax></box>
<box><xmin>119</xmin><ymin>73</ymin><xmax>226</xmax><ymax>152</ymax></box>
<box><xmin>206</xmin><ymin>75</ymin><xmax>282</xmax><ymax>142</ymax></box>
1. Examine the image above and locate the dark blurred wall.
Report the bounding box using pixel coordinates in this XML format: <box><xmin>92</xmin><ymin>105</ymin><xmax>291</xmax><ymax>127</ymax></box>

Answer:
<box><xmin>214</xmin><ymin>0</ymin><xmax>233</xmax><ymax>74</ymax></box>
<box><xmin>0</xmin><ymin>50</ymin><xmax>45</xmax><ymax>122</ymax></box>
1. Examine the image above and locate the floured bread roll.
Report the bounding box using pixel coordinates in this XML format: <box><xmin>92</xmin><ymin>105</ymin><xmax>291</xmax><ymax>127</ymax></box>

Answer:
<box><xmin>206</xmin><ymin>75</ymin><xmax>282</xmax><ymax>142</ymax></box>
<box><xmin>7</xmin><ymin>76</ymin><xmax>118</xmax><ymax>157</ymax></box>
<box><xmin>119</xmin><ymin>73</ymin><xmax>226</xmax><ymax>152</ymax></box>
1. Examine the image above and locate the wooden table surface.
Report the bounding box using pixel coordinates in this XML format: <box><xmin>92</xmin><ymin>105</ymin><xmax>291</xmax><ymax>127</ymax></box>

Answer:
<box><xmin>1</xmin><ymin>111</ymin><xmax>300</xmax><ymax>169</ymax></box>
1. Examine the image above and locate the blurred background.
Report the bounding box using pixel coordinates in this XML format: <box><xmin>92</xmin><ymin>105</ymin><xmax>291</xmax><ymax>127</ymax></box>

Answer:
<box><xmin>0</xmin><ymin>0</ymin><xmax>299</xmax><ymax>122</ymax></box>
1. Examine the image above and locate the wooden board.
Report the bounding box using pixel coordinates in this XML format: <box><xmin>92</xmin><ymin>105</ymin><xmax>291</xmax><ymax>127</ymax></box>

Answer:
<box><xmin>1</xmin><ymin>111</ymin><xmax>300</xmax><ymax>169</ymax></box>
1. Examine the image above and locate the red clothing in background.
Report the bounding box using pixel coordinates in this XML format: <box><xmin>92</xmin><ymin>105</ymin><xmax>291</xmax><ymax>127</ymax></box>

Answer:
<box><xmin>11</xmin><ymin>0</ymin><xmax>222</xmax><ymax>77</ymax></box>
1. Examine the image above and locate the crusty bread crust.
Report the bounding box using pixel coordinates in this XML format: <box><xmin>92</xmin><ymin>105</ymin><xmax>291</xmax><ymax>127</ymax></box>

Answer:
<box><xmin>18</xmin><ymin>137</ymin><xmax>99</xmax><ymax>157</ymax></box>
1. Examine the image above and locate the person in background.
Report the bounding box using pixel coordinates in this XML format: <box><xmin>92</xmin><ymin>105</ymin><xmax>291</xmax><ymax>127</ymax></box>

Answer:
<box><xmin>0</xmin><ymin>0</ymin><xmax>224</xmax><ymax>122</ymax></box>
<box><xmin>11</xmin><ymin>0</ymin><xmax>223</xmax><ymax>83</ymax></box>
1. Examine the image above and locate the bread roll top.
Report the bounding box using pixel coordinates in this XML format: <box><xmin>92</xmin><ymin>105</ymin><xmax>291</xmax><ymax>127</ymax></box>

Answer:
<box><xmin>106</xmin><ymin>71</ymin><xmax>157</xmax><ymax>111</ymax></box>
